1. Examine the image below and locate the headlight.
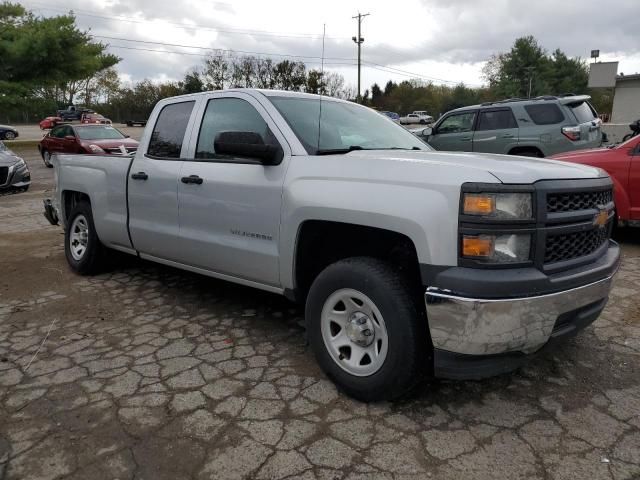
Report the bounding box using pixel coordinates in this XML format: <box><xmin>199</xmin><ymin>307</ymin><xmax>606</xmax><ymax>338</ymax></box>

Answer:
<box><xmin>88</xmin><ymin>144</ymin><xmax>105</xmax><ymax>153</ymax></box>
<box><xmin>463</xmin><ymin>192</ymin><xmax>532</xmax><ymax>220</ymax></box>
<box><xmin>14</xmin><ymin>157</ymin><xmax>25</xmax><ymax>168</ymax></box>
<box><xmin>462</xmin><ymin>233</ymin><xmax>531</xmax><ymax>263</ymax></box>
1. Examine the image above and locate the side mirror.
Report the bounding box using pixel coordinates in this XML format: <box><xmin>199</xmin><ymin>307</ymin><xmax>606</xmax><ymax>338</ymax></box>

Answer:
<box><xmin>64</xmin><ymin>135</ymin><xmax>76</xmax><ymax>141</ymax></box>
<box><xmin>214</xmin><ymin>131</ymin><xmax>282</xmax><ymax>165</ymax></box>
<box><xmin>422</xmin><ymin>127</ymin><xmax>433</xmax><ymax>137</ymax></box>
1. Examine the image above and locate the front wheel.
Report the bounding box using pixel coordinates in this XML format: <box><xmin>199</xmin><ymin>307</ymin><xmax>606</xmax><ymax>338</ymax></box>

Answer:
<box><xmin>3</xmin><ymin>131</ymin><xmax>15</xmax><ymax>140</ymax></box>
<box><xmin>64</xmin><ymin>201</ymin><xmax>106</xmax><ymax>275</ymax></box>
<box><xmin>306</xmin><ymin>257</ymin><xmax>427</xmax><ymax>402</ymax></box>
<box><xmin>622</xmin><ymin>133</ymin><xmax>634</xmax><ymax>142</ymax></box>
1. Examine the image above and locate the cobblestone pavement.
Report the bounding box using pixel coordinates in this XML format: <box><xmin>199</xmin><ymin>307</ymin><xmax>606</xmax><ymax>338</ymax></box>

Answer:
<box><xmin>1</xmin><ymin>148</ymin><xmax>639</xmax><ymax>480</ymax></box>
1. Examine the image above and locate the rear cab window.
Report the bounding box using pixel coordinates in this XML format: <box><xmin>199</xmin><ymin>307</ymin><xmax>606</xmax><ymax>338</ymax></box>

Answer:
<box><xmin>524</xmin><ymin>104</ymin><xmax>565</xmax><ymax>125</ymax></box>
<box><xmin>147</xmin><ymin>101</ymin><xmax>195</xmax><ymax>158</ymax></box>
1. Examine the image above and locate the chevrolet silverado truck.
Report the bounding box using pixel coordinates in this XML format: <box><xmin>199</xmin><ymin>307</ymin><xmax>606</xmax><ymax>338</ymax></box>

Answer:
<box><xmin>44</xmin><ymin>89</ymin><xmax>620</xmax><ymax>401</ymax></box>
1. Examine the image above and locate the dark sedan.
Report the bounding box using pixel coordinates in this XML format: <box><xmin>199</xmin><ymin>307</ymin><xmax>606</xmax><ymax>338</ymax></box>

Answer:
<box><xmin>38</xmin><ymin>124</ymin><xmax>139</xmax><ymax>167</ymax></box>
<box><xmin>0</xmin><ymin>124</ymin><xmax>19</xmax><ymax>140</ymax></box>
<box><xmin>0</xmin><ymin>142</ymin><xmax>30</xmax><ymax>193</ymax></box>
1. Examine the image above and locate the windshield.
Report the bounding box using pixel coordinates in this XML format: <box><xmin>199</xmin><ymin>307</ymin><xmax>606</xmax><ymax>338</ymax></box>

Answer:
<box><xmin>75</xmin><ymin>125</ymin><xmax>125</xmax><ymax>140</ymax></box>
<box><xmin>270</xmin><ymin>96</ymin><xmax>430</xmax><ymax>155</ymax></box>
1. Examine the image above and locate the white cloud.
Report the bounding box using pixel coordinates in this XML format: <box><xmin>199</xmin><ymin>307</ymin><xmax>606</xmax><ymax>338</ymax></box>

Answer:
<box><xmin>23</xmin><ymin>0</ymin><xmax>640</xmax><ymax>88</ymax></box>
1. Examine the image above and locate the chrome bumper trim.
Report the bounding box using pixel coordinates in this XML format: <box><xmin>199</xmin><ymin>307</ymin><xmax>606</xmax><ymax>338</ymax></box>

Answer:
<box><xmin>425</xmin><ymin>273</ymin><xmax>616</xmax><ymax>356</ymax></box>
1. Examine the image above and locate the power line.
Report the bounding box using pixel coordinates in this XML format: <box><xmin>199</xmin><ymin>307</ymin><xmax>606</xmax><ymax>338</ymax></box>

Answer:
<box><xmin>92</xmin><ymin>35</ymin><xmax>355</xmax><ymax>61</ymax></box>
<box><xmin>105</xmin><ymin>44</ymin><xmax>358</xmax><ymax>67</ymax></box>
<box><xmin>22</xmin><ymin>2</ymin><xmax>344</xmax><ymax>40</ymax></box>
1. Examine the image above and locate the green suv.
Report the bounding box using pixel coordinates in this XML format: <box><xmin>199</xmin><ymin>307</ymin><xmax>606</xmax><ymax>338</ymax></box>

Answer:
<box><xmin>417</xmin><ymin>95</ymin><xmax>602</xmax><ymax>157</ymax></box>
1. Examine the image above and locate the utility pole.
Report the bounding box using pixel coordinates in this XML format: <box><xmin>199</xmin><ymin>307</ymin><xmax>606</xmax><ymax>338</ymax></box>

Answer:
<box><xmin>352</xmin><ymin>12</ymin><xmax>370</xmax><ymax>103</ymax></box>
<box><xmin>525</xmin><ymin>66</ymin><xmax>535</xmax><ymax>98</ymax></box>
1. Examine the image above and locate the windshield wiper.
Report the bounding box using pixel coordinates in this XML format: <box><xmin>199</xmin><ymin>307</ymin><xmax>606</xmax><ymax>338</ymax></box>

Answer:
<box><xmin>315</xmin><ymin>145</ymin><xmax>422</xmax><ymax>155</ymax></box>
<box><xmin>316</xmin><ymin>146</ymin><xmax>364</xmax><ymax>155</ymax></box>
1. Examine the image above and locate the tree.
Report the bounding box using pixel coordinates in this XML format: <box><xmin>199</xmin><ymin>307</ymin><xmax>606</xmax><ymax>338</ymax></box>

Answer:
<box><xmin>482</xmin><ymin>36</ymin><xmax>587</xmax><ymax>99</ymax></box>
<box><xmin>0</xmin><ymin>2</ymin><xmax>119</xmax><ymax>102</ymax></box>
<box><xmin>182</xmin><ymin>69</ymin><xmax>204</xmax><ymax>94</ymax></box>
<box><xmin>370</xmin><ymin>83</ymin><xmax>383</xmax><ymax>108</ymax></box>
<box><xmin>202</xmin><ymin>53</ymin><xmax>231</xmax><ymax>90</ymax></box>
<box><xmin>306</xmin><ymin>69</ymin><xmax>324</xmax><ymax>94</ymax></box>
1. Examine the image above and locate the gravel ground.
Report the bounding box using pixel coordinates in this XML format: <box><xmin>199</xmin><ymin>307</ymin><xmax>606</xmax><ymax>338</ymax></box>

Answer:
<box><xmin>0</xmin><ymin>147</ymin><xmax>639</xmax><ymax>480</ymax></box>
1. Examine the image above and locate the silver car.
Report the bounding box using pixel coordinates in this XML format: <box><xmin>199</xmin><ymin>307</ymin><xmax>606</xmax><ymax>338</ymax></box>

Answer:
<box><xmin>0</xmin><ymin>142</ymin><xmax>30</xmax><ymax>193</ymax></box>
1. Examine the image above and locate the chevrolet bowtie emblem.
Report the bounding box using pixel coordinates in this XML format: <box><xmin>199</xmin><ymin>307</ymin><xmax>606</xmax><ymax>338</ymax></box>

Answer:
<box><xmin>593</xmin><ymin>207</ymin><xmax>609</xmax><ymax>228</ymax></box>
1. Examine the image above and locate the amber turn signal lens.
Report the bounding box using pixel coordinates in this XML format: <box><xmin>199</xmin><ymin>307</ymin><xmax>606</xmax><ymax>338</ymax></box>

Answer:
<box><xmin>463</xmin><ymin>194</ymin><xmax>495</xmax><ymax>215</ymax></box>
<box><xmin>462</xmin><ymin>235</ymin><xmax>494</xmax><ymax>257</ymax></box>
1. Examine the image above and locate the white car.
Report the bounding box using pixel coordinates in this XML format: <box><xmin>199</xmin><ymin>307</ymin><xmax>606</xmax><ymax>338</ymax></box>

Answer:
<box><xmin>400</xmin><ymin>111</ymin><xmax>434</xmax><ymax>125</ymax></box>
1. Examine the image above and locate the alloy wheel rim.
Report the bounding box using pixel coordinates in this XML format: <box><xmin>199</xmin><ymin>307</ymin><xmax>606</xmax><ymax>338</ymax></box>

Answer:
<box><xmin>320</xmin><ymin>288</ymin><xmax>388</xmax><ymax>377</ymax></box>
<box><xmin>69</xmin><ymin>215</ymin><xmax>89</xmax><ymax>261</ymax></box>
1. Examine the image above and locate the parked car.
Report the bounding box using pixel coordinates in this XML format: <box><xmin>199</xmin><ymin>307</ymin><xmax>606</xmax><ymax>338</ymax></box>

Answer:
<box><xmin>38</xmin><ymin>124</ymin><xmax>139</xmax><ymax>167</ymax></box>
<box><xmin>0</xmin><ymin>141</ymin><xmax>30</xmax><ymax>193</ymax></box>
<box><xmin>412</xmin><ymin>111</ymin><xmax>435</xmax><ymax>124</ymax></box>
<box><xmin>39</xmin><ymin>116</ymin><xmax>63</xmax><ymax>130</ymax></box>
<box><xmin>81</xmin><ymin>113</ymin><xmax>112</xmax><ymax>125</ymax></box>
<box><xmin>44</xmin><ymin>89</ymin><xmax>619</xmax><ymax>401</ymax></box>
<box><xmin>551</xmin><ymin>134</ymin><xmax>640</xmax><ymax>226</ymax></box>
<box><xmin>380</xmin><ymin>111</ymin><xmax>400</xmax><ymax>123</ymax></box>
<box><xmin>421</xmin><ymin>95</ymin><xmax>602</xmax><ymax>157</ymax></box>
<box><xmin>57</xmin><ymin>105</ymin><xmax>96</xmax><ymax>121</ymax></box>
<box><xmin>125</xmin><ymin>119</ymin><xmax>148</xmax><ymax>127</ymax></box>
<box><xmin>0</xmin><ymin>124</ymin><xmax>19</xmax><ymax>140</ymax></box>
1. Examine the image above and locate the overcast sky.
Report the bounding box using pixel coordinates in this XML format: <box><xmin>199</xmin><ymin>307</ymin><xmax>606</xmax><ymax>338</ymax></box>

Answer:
<box><xmin>22</xmin><ymin>0</ymin><xmax>640</xmax><ymax>90</ymax></box>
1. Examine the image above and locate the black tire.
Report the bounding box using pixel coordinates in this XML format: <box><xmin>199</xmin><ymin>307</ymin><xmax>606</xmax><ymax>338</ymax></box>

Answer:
<box><xmin>306</xmin><ymin>257</ymin><xmax>427</xmax><ymax>402</ymax></box>
<box><xmin>511</xmin><ymin>148</ymin><xmax>543</xmax><ymax>158</ymax></box>
<box><xmin>3</xmin><ymin>131</ymin><xmax>16</xmax><ymax>140</ymax></box>
<box><xmin>42</xmin><ymin>149</ymin><xmax>53</xmax><ymax>168</ymax></box>
<box><xmin>622</xmin><ymin>133</ymin><xmax>634</xmax><ymax>142</ymax></box>
<box><xmin>64</xmin><ymin>201</ymin><xmax>106</xmax><ymax>275</ymax></box>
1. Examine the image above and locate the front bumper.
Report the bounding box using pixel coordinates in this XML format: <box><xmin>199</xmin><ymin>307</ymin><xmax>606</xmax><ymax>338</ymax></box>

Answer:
<box><xmin>425</xmin><ymin>241</ymin><xmax>619</xmax><ymax>379</ymax></box>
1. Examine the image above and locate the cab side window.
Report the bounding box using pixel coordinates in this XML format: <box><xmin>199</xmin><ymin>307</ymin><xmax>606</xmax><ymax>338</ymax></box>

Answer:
<box><xmin>196</xmin><ymin>97</ymin><xmax>280</xmax><ymax>160</ymax></box>
<box><xmin>437</xmin><ymin>112</ymin><xmax>476</xmax><ymax>134</ymax></box>
<box><xmin>476</xmin><ymin>109</ymin><xmax>517</xmax><ymax>131</ymax></box>
<box><xmin>147</xmin><ymin>101</ymin><xmax>195</xmax><ymax>158</ymax></box>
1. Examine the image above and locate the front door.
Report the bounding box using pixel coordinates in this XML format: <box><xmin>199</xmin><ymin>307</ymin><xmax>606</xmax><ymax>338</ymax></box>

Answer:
<box><xmin>472</xmin><ymin>108</ymin><xmax>519</xmax><ymax>154</ymax></box>
<box><xmin>176</xmin><ymin>93</ymin><xmax>288</xmax><ymax>287</ymax></box>
<box><xmin>428</xmin><ymin>111</ymin><xmax>477</xmax><ymax>152</ymax></box>
<box><xmin>128</xmin><ymin>100</ymin><xmax>196</xmax><ymax>261</ymax></box>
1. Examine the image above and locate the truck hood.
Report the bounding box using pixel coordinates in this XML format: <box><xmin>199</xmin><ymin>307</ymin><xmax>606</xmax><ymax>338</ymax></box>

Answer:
<box><xmin>347</xmin><ymin>150</ymin><xmax>605</xmax><ymax>183</ymax></box>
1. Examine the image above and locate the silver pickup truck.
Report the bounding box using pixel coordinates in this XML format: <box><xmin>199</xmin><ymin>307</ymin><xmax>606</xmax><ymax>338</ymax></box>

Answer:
<box><xmin>44</xmin><ymin>89</ymin><xmax>620</xmax><ymax>401</ymax></box>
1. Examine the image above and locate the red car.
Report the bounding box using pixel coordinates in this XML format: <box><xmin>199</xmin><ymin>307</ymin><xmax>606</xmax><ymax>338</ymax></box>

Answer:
<box><xmin>38</xmin><ymin>124</ymin><xmax>139</xmax><ymax>167</ymax></box>
<box><xmin>551</xmin><ymin>135</ymin><xmax>640</xmax><ymax>225</ymax></box>
<box><xmin>81</xmin><ymin>113</ymin><xmax>112</xmax><ymax>124</ymax></box>
<box><xmin>39</xmin><ymin>116</ymin><xmax>62</xmax><ymax>130</ymax></box>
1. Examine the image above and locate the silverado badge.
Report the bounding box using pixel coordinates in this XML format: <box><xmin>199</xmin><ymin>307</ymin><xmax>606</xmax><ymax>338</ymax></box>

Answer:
<box><xmin>593</xmin><ymin>207</ymin><xmax>609</xmax><ymax>228</ymax></box>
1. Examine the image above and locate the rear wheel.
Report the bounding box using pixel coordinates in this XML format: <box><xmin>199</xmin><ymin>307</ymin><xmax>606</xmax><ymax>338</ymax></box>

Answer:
<box><xmin>64</xmin><ymin>201</ymin><xmax>106</xmax><ymax>275</ymax></box>
<box><xmin>622</xmin><ymin>133</ymin><xmax>634</xmax><ymax>142</ymax></box>
<box><xmin>3</xmin><ymin>131</ymin><xmax>15</xmax><ymax>140</ymax></box>
<box><xmin>306</xmin><ymin>257</ymin><xmax>427</xmax><ymax>402</ymax></box>
<box><xmin>42</xmin><ymin>150</ymin><xmax>53</xmax><ymax>168</ymax></box>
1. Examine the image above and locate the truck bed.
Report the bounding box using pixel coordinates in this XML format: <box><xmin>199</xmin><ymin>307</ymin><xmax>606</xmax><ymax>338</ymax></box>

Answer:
<box><xmin>55</xmin><ymin>153</ymin><xmax>135</xmax><ymax>252</ymax></box>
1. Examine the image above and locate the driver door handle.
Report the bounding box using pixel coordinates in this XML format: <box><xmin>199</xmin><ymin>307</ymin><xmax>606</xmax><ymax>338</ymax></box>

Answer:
<box><xmin>131</xmin><ymin>172</ymin><xmax>148</xmax><ymax>180</ymax></box>
<box><xmin>181</xmin><ymin>175</ymin><xmax>203</xmax><ymax>185</ymax></box>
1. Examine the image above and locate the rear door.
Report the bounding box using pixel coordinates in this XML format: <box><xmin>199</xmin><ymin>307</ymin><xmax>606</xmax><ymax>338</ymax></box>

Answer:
<box><xmin>175</xmin><ymin>92</ymin><xmax>288</xmax><ymax>286</ymax></box>
<box><xmin>128</xmin><ymin>100</ymin><xmax>196</xmax><ymax>261</ymax></box>
<box><xmin>428</xmin><ymin>111</ymin><xmax>477</xmax><ymax>151</ymax></box>
<box><xmin>472</xmin><ymin>108</ymin><xmax>519</xmax><ymax>154</ymax></box>
<box><xmin>47</xmin><ymin>125</ymin><xmax>67</xmax><ymax>154</ymax></box>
